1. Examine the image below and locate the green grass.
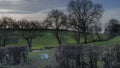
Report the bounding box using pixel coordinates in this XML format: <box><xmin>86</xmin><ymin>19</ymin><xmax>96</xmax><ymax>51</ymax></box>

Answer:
<box><xmin>8</xmin><ymin>30</ymin><xmax>120</xmax><ymax>49</ymax></box>
<box><xmin>89</xmin><ymin>35</ymin><xmax>120</xmax><ymax>46</ymax></box>
<box><xmin>6</xmin><ymin>48</ymin><xmax>56</xmax><ymax>68</ymax></box>
<box><xmin>7</xmin><ymin>35</ymin><xmax>120</xmax><ymax>68</ymax></box>
<box><xmin>28</xmin><ymin>48</ymin><xmax>55</xmax><ymax>58</ymax></box>
<box><xmin>9</xmin><ymin>30</ymin><xmax>78</xmax><ymax>49</ymax></box>
<box><xmin>6</xmin><ymin>30</ymin><xmax>120</xmax><ymax>68</ymax></box>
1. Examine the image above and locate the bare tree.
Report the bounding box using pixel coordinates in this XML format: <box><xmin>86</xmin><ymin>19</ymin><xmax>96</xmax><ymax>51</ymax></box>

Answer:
<box><xmin>0</xmin><ymin>17</ymin><xmax>16</xmax><ymax>29</ymax></box>
<box><xmin>18</xmin><ymin>20</ymin><xmax>42</xmax><ymax>51</ymax></box>
<box><xmin>0</xmin><ymin>17</ymin><xmax>17</xmax><ymax>47</ymax></box>
<box><xmin>20</xmin><ymin>30</ymin><xmax>40</xmax><ymax>51</ymax></box>
<box><xmin>68</xmin><ymin>0</ymin><xmax>103</xmax><ymax>43</ymax></box>
<box><xmin>44</xmin><ymin>9</ymin><xmax>67</xmax><ymax>45</ymax></box>
<box><xmin>68</xmin><ymin>15</ymin><xmax>82</xmax><ymax>44</ymax></box>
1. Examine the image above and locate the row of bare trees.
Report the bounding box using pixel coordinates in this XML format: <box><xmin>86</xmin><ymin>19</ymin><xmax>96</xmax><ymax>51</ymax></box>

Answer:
<box><xmin>0</xmin><ymin>0</ymin><xmax>104</xmax><ymax>50</ymax></box>
<box><xmin>0</xmin><ymin>17</ymin><xmax>42</xmax><ymax>29</ymax></box>
<box><xmin>44</xmin><ymin>0</ymin><xmax>104</xmax><ymax>44</ymax></box>
<box><xmin>0</xmin><ymin>17</ymin><xmax>44</xmax><ymax>51</ymax></box>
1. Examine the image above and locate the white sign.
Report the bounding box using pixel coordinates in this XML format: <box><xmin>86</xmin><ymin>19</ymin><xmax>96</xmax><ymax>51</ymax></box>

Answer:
<box><xmin>41</xmin><ymin>53</ymin><xmax>49</xmax><ymax>59</ymax></box>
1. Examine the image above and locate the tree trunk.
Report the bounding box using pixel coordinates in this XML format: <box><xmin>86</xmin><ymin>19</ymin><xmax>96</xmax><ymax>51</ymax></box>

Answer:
<box><xmin>77</xmin><ymin>31</ymin><xmax>81</xmax><ymax>44</ymax></box>
<box><xmin>91</xmin><ymin>32</ymin><xmax>95</xmax><ymax>42</ymax></box>
<box><xmin>55</xmin><ymin>30</ymin><xmax>62</xmax><ymax>45</ymax></box>
<box><xmin>2</xmin><ymin>39</ymin><xmax>6</xmax><ymax>47</ymax></box>
<box><xmin>83</xmin><ymin>31</ymin><xmax>87</xmax><ymax>44</ymax></box>
<box><xmin>96</xmin><ymin>32</ymin><xmax>101</xmax><ymax>41</ymax></box>
<box><xmin>0</xmin><ymin>40</ymin><xmax>1</xmax><ymax>47</ymax></box>
<box><xmin>27</xmin><ymin>39</ymin><xmax>32</xmax><ymax>51</ymax></box>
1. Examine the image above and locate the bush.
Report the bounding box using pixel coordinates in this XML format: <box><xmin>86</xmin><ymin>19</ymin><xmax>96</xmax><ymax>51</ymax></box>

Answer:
<box><xmin>56</xmin><ymin>44</ymin><xmax>120</xmax><ymax>68</ymax></box>
<box><xmin>0</xmin><ymin>46</ymin><xmax>28</xmax><ymax>65</ymax></box>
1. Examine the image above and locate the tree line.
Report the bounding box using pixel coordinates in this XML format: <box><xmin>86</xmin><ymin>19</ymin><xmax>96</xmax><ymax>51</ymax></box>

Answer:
<box><xmin>0</xmin><ymin>0</ymin><xmax>119</xmax><ymax>51</ymax></box>
<box><xmin>0</xmin><ymin>0</ymin><xmax>103</xmax><ymax>50</ymax></box>
<box><xmin>0</xmin><ymin>17</ymin><xmax>44</xmax><ymax>51</ymax></box>
<box><xmin>44</xmin><ymin>0</ymin><xmax>104</xmax><ymax>44</ymax></box>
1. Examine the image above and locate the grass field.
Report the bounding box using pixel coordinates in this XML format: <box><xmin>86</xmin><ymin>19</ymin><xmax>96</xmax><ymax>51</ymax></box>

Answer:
<box><xmin>6</xmin><ymin>31</ymin><xmax>120</xmax><ymax>68</ymax></box>
<box><xmin>9</xmin><ymin>30</ymin><xmax>78</xmax><ymax>49</ymax></box>
<box><xmin>89</xmin><ymin>35</ymin><xmax>120</xmax><ymax>45</ymax></box>
<box><xmin>8</xmin><ymin>30</ymin><xmax>120</xmax><ymax>49</ymax></box>
<box><xmin>8</xmin><ymin>48</ymin><xmax>56</xmax><ymax>68</ymax></box>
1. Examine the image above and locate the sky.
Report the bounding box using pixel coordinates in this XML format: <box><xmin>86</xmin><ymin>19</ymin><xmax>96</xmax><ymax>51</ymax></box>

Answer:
<box><xmin>0</xmin><ymin>0</ymin><xmax>120</xmax><ymax>28</ymax></box>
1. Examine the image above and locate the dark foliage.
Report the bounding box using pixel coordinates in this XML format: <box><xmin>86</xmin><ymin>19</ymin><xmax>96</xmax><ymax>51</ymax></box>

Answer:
<box><xmin>0</xmin><ymin>46</ymin><xmax>27</xmax><ymax>65</ymax></box>
<box><xmin>56</xmin><ymin>44</ymin><xmax>120</xmax><ymax>68</ymax></box>
<box><xmin>105</xmin><ymin>19</ymin><xmax>120</xmax><ymax>38</ymax></box>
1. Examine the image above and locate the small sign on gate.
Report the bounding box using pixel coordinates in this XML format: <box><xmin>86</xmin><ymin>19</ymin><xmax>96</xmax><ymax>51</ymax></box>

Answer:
<box><xmin>41</xmin><ymin>53</ymin><xmax>49</xmax><ymax>59</ymax></box>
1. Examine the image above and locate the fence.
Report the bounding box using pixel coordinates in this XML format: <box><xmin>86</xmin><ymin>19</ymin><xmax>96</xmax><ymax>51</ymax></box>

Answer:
<box><xmin>0</xmin><ymin>46</ymin><xmax>27</xmax><ymax>65</ymax></box>
<box><xmin>56</xmin><ymin>44</ymin><xmax>120</xmax><ymax>68</ymax></box>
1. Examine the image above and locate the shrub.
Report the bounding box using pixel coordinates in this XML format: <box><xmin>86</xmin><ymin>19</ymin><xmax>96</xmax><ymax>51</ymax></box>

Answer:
<box><xmin>0</xmin><ymin>46</ymin><xmax>28</xmax><ymax>65</ymax></box>
<box><xmin>56</xmin><ymin>44</ymin><xmax>120</xmax><ymax>68</ymax></box>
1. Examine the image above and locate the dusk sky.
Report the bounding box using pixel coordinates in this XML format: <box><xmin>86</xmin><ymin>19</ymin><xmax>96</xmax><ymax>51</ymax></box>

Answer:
<box><xmin>0</xmin><ymin>0</ymin><xmax>120</xmax><ymax>28</ymax></box>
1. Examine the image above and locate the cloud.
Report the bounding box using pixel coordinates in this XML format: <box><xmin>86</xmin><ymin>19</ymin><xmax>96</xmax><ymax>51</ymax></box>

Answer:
<box><xmin>99</xmin><ymin>9</ymin><xmax>120</xmax><ymax>31</ymax></box>
<box><xmin>0</xmin><ymin>0</ymin><xmax>68</xmax><ymax>13</ymax></box>
<box><xmin>0</xmin><ymin>0</ymin><xmax>22</xmax><ymax>1</ymax></box>
<box><xmin>0</xmin><ymin>7</ymin><xmax>119</xmax><ymax>24</ymax></box>
<box><xmin>0</xmin><ymin>7</ymin><xmax>67</xmax><ymax>21</ymax></box>
<box><xmin>0</xmin><ymin>0</ymin><xmax>119</xmax><ymax>30</ymax></box>
<box><xmin>0</xmin><ymin>9</ymin><xmax>33</xmax><ymax>14</ymax></box>
<box><xmin>101</xmin><ymin>9</ymin><xmax>120</xmax><ymax>24</ymax></box>
<box><xmin>0</xmin><ymin>9</ymin><xmax>49</xmax><ymax>21</ymax></box>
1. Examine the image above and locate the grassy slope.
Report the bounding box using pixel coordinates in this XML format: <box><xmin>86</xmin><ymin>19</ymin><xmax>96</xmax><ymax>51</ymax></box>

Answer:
<box><xmin>9</xmin><ymin>30</ymin><xmax>78</xmax><ymax>49</ymax></box>
<box><xmin>8</xmin><ymin>33</ymin><xmax>120</xmax><ymax>68</ymax></box>
<box><xmin>89</xmin><ymin>35</ymin><xmax>120</xmax><ymax>46</ymax></box>
<box><xmin>25</xmin><ymin>36</ymin><xmax>120</xmax><ymax>68</ymax></box>
<box><xmin>8</xmin><ymin>30</ymin><xmax>120</xmax><ymax>49</ymax></box>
